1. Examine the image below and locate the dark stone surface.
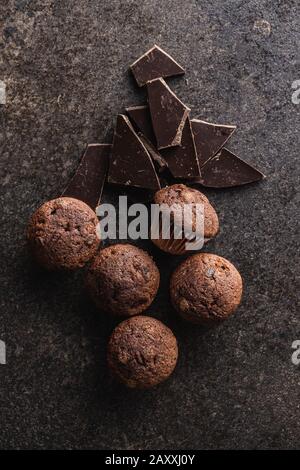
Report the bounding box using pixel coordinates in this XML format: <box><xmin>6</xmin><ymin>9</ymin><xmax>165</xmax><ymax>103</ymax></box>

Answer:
<box><xmin>0</xmin><ymin>0</ymin><xmax>299</xmax><ymax>450</ymax></box>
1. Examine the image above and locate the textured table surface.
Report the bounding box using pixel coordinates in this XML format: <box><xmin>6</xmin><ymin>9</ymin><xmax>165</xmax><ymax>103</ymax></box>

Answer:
<box><xmin>0</xmin><ymin>0</ymin><xmax>299</xmax><ymax>450</ymax></box>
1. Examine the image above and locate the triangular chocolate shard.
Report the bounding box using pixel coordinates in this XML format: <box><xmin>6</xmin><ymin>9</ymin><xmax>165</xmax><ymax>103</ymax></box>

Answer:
<box><xmin>138</xmin><ymin>134</ymin><xmax>168</xmax><ymax>172</ymax></box>
<box><xmin>199</xmin><ymin>148</ymin><xmax>265</xmax><ymax>188</ymax></box>
<box><xmin>108</xmin><ymin>114</ymin><xmax>161</xmax><ymax>191</ymax></box>
<box><xmin>126</xmin><ymin>105</ymin><xmax>168</xmax><ymax>171</ymax></box>
<box><xmin>161</xmin><ymin>117</ymin><xmax>201</xmax><ymax>178</ymax></box>
<box><xmin>191</xmin><ymin>119</ymin><xmax>236</xmax><ymax>167</ymax></box>
<box><xmin>126</xmin><ymin>105</ymin><xmax>156</xmax><ymax>144</ymax></box>
<box><xmin>62</xmin><ymin>143</ymin><xmax>111</xmax><ymax>209</ymax></box>
<box><xmin>147</xmin><ymin>78</ymin><xmax>190</xmax><ymax>150</ymax></box>
<box><xmin>130</xmin><ymin>44</ymin><xmax>185</xmax><ymax>87</ymax></box>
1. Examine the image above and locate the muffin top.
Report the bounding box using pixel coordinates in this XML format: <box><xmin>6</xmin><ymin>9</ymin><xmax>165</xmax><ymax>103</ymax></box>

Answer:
<box><xmin>27</xmin><ymin>197</ymin><xmax>99</xmax><ymax>270</ymax></box>
<box><xmin>154</xmin><ymin>184</ymin><xmax>219</xmax><ymax>239</ymax></box>
<box><xmin>107</xmin><ymin>315</ymin><xmax>178</xmax><ymax>388</ymax></box>
<box><xmin>86</xmin><ymin>244</ymin><xmax>160</xmax><ymax>316</ymax></box>
<box><xmin>170</xmin><ymin>253</ymin><xmax>243</xmax><ymax>325</ymax></box>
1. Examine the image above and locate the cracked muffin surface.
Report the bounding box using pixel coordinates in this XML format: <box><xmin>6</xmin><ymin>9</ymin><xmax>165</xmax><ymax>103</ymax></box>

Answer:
<box><xmin>86</xmin><ymin>244</ymin><xmax>160</xmax><ymax>316</ymax></box>
<box><xmin>170</xmin><ymin>253</ymin><xmax>243</xmax><ymax>324</ymax></box>
<box><xmin>107</xmin><ymin>316</ymin><xmax>178</xmax><ymax>388</ymax></box>
<box><xmin>27</xmin><ymin>197</ymin><xmax>99</xmax><ymax>270</ymax></box>
<box><xmin>154</xmin><ymin>184</ymin><xmax>219</xmax><ymax>239</ymax></box>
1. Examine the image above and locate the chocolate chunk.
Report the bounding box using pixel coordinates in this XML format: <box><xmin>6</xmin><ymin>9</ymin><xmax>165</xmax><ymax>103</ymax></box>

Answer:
<box><xmin>108</xmin><ymin>114</ymin><xmax>161</xmax><ymax>191</ymax></box>
<box><xmin>138</xmin><ymin>134</ymin><xmax>168</xmax><ymax>172</ymax></box>
<box><xmin>199</xmin><ymin>148</ymin><xmax>265</xmax><ymax>187</ymax></box>
<box><xmin>62</xmin><ymin>143</ymin><xmax>111</xmax><ymax>209</ymax></box>
<box><xmin>126</xmin><ymin>105</ymin><xmax>156</xmax><ymax>144</ymax></box>
<box><xmin>130</xmin><ymin>44</ymin><xmax>185</xmax><ymax>87</ymax></box>
<box><xmin>191</xmin><ymin>119</ymin><xmax>236</xmax><ymax>167</ymax></box>
<box><xmin>126</xmin><ymin>105</ymin><xmax>168</xmax><ymax>171</ymax></box>
<box><xmin>161</xmin><ymin>117</ymin><xmax>200</xmax><ymax>178</ymax></box>
<box><xmin>147</xmin><ymin>78</ymin><xmax>190</xmax><ymax>149</ymax></box>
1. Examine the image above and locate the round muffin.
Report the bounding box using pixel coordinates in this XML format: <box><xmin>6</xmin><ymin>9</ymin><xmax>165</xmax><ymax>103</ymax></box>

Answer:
<box><xmin>170</xmin><ymin>253</ymin><xmax>242</xmax><ymax>325</ymax></box>
<box><xmin>107</xmin><ymin>316</ymin><xmax>178</xmax><ymax>388</ymax></box>
<box><xmin>151</xmin><ymin>184</ymin><xmax>219</xmax><ymax>255</ymax></box>
<box><xmin>27</xmin><ymin>197</ymin><xmax>100</xmax><ymax>270</ymax></box>
<box><xmin>86</xmin><ymin>244</ymin><xmax>160</xmax><ymax>316</ymax></box>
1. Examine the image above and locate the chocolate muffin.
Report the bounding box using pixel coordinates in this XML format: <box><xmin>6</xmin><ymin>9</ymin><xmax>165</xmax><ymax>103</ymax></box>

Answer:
<box><xmin>151</xmin><ymin>184</ymin><xmax>219</xmax><ymax>255</ymax></box>
<box><xmin>107</xmin><ymin>316</ymin><xmax>178</xmax><ymax>388</ymax></box>
<box><xmin>170</xmin><ymin>253</ymin><xmax>243</xmax><ymax>325</ymax></box>
<box><xmin>27</xmin><ymin>197</ymin><xmax>100</xmax><ymax>270</ymax></box>
<box><xmin>86</xmin><ymin>244</ymin><xmax>160</xmax><ymax>316</ymax></box>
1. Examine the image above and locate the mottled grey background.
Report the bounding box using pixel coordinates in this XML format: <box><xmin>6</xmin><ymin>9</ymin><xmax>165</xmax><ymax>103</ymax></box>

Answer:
<box><xmin>0</xmin><ymin>0</ymin><xmax>299</xmax><ymax>450</ymax></box>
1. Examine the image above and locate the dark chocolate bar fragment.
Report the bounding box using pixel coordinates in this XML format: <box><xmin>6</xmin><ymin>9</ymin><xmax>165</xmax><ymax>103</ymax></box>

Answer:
<box><xmin>126</xmin><ymin>105</ymin><xmax>156</xmax><ymax>145</ymax></box>
<box><xmin>126</xmin><ymin>105</ymin><xmax>168</xmax><ymax>171</ymax></box>
<box><xmin>161</xmin><ymin>117</ymin><xmax>201</xmax><ymax>179</ymax></box>
<box><xmin>138</xmin><ymin>134</ymin><xmax>168</xmax><ymax>172</ymax></box>
<box><xmin>62</xmin><ymin>143</ymin><xmax>111</xmax><ymax>209</ymax></box>
<box><xmin>108</xmin><ymin>114</ymin><xmax>161</xmax><ymax>191</ymax></box>
<box><xmin>130</xmin><ymin>45</ymin><xmax>185</xmax><ymax>87</ymax></box>
<box><xmin>199</xmin><ymin>148</ymin><xmax>265</xmax><ymax>187</ymax></box>
<box><xmin>191</xmin><ymin>119</ymin><xmax>236</xmax><ymax>167</ymax></box>
<box><xmin>147</xmin><ymin>78</ymin><xmax>190</xmax><ymax>150</ymax></box>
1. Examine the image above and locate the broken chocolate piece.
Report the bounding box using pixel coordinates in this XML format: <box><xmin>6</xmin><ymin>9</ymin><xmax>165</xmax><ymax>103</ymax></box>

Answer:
<box><xmin>108</xmin><ymin>114</ymin><xmax>161</xmax><ymax>191</ymax></box>
<box><xmin>130</xmin><ymin>44</ymin><xmax>185</xmax><ymax>87</ymax></box>
<box><xmin>199</xmin><ymin>148</ymin><xmax>265</xmax><ymax>187</ymax></box>
<box><xmin>126</xmin><ymin>105</ymin><xmax>168</xmax><ymax>171</ymax></box>
<box><xmin>126</xmin><ymin>105</ymin><xmax>156</xmax><ymax>145</ymax></box>
<box><xmin>191</xmin><ymin>119</ymin><xmax>236</xmax><ymax>167</ymax></box>
<box><xmin>138</xmin><ymin>134</ymin><xmax>168</xmax><ymax>172</ymax></box>
<box><xmin>147</xmin><ymin>78</ymin><xmax>190</xmax><ymax>150</ymax></box>
<box><xmin>161</xmin><ymin>117</ymin><xmax>200</xmax><ymax>179</ymax></box>
<box><xmin>62</xmin><ymin>143</ymin><xmax>111</xmax><ymax>209</ymax></box>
